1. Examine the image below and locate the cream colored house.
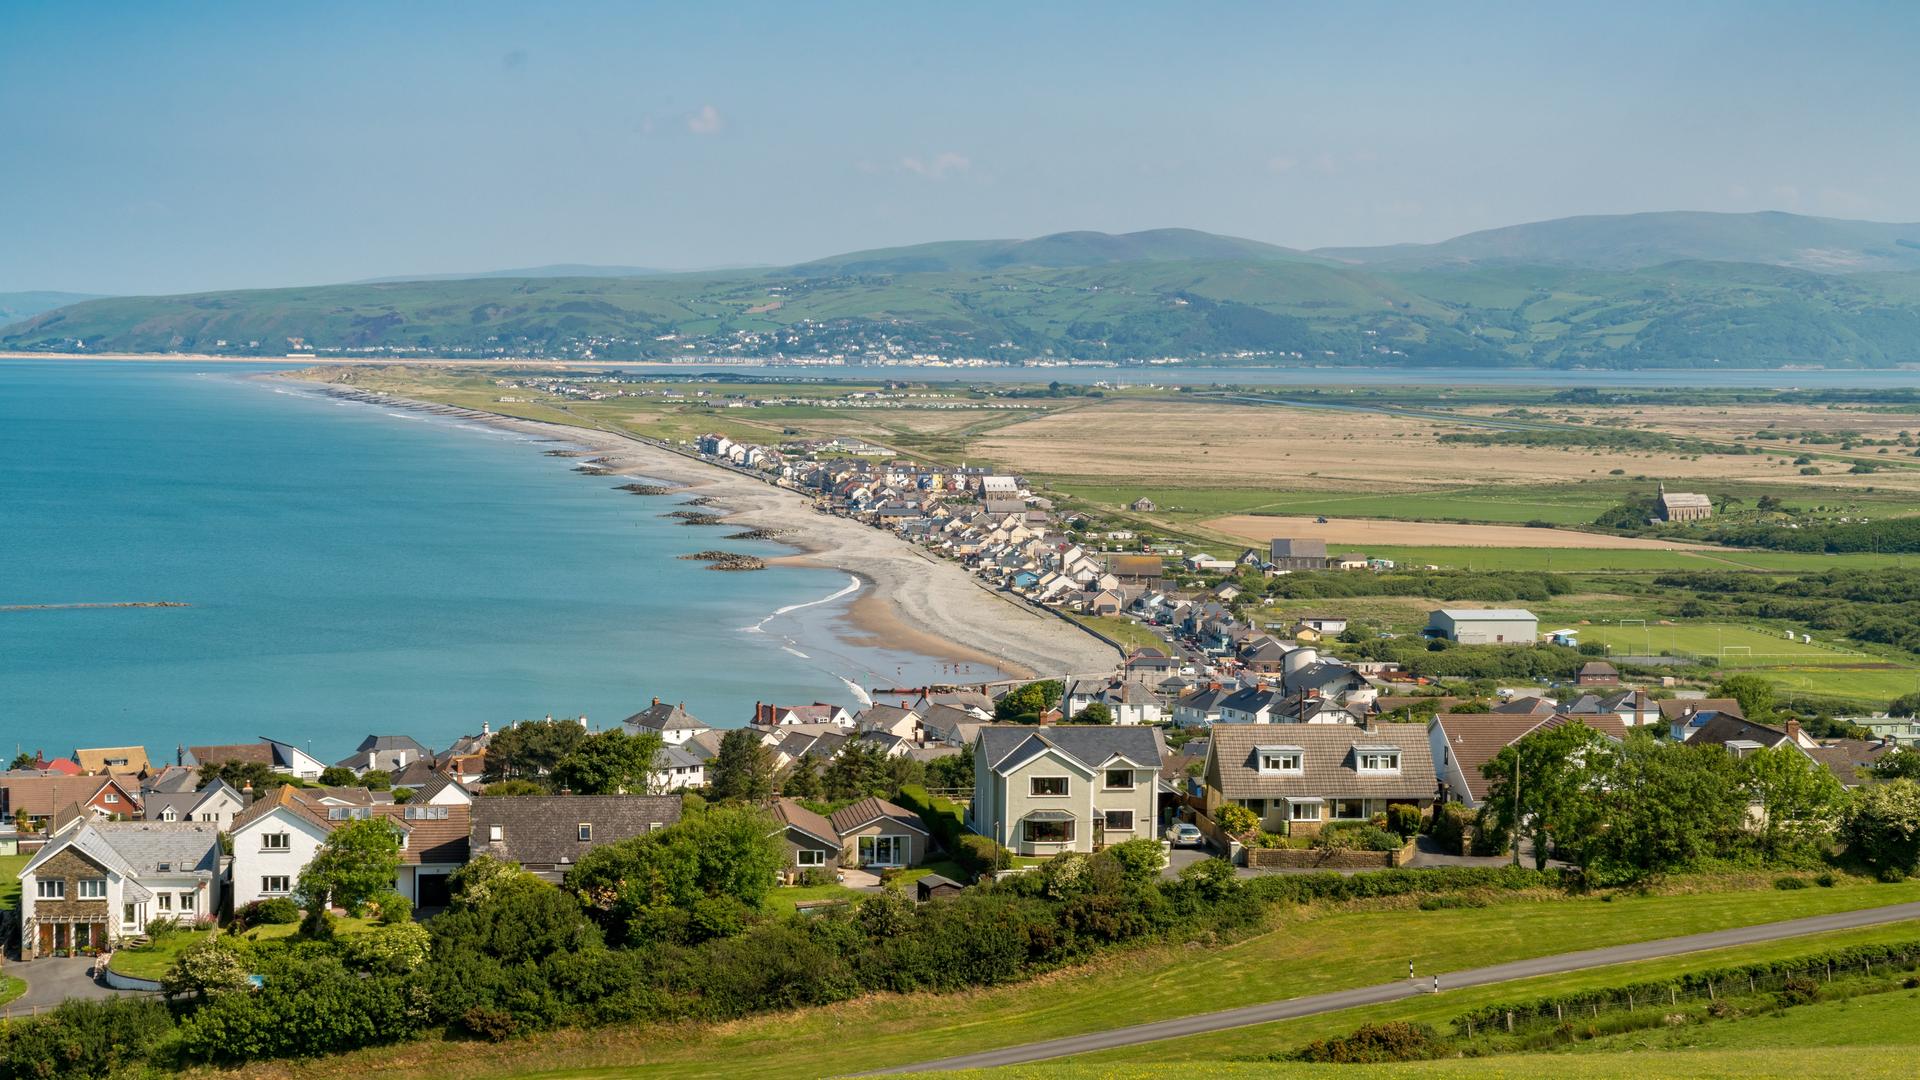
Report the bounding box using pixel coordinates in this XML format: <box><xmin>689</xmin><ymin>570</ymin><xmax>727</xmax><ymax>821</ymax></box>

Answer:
<box><xmin>970</xmin><ymin>726</ymin><xmax>1164</xmax><ymax>856</ymax></box>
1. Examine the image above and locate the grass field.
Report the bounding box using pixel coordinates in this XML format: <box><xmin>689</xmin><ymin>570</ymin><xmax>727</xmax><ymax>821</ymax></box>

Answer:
<box><xmin>223</xmin><ymin>876</ymin><xmax>1920</xmax><ymax>1080</ymax></box>
<box><xmin>1292</xmin><ymin>544</ymin><xmax>1916</xmax><ymax>573</ymax></box>
<box><xmin>108</xmin><ymin>928</ymin><xmax>210</xmax><ymax>980</ymax></box>
<box><xmin>0</xmin><ymin>853</ymin><xmax>26</xmax><ymax>912</ymax></box>
<box><xmin>1573</xmin><ymin>622</ymin><xmax>1865</xmax><ymax>664</ymax></box>
<box><xmin>1071</xmin><ymin>614</ymin><xmax>1173</xmax><ymax>652</ymax></box>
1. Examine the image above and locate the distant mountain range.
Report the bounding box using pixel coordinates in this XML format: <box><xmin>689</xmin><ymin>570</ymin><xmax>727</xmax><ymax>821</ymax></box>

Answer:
<box><xmin>10</xmin><ymin>211</ymin><xmax>1920</xmax><ymax>368</ymax></box>
<box><xmin>0</xmin><ymin>291</ymin><xmax>105</xmax><ymax>324</ymax></box>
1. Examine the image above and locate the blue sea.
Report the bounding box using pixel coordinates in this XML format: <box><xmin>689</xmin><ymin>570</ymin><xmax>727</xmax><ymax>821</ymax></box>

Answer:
<box><xmin>0</xmin><ymin>361</ymin><xmax>974</xmax><ymax>762</ymax></box>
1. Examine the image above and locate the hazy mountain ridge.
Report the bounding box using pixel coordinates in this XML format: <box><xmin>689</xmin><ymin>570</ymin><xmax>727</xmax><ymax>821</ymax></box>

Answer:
<box><xmin>10</xmin><ymin>214</ymin><xmax>1920</xmax><ymax>367</ymax></box>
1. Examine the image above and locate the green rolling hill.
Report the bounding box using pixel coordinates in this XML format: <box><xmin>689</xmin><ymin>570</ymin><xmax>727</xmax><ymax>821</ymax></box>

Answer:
<box><xmin>10</xmin><ymin>217</ymin><xmax>1920</xmax><ymax>367</ymax></box>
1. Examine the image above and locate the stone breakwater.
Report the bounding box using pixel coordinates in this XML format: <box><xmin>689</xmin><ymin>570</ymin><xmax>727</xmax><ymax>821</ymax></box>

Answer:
<box><xmin>666</xmin><ymin>510</ymin><xmax>727</xmax><ymax>526</ymax></box>
<box><xmin>678</xmin><ymin>551</ymin><xmax>766</xmax><ymax>571</ymax></box>
<box><xmin>725</xmin><ymin>527</ymin><xmax>789</xmax><ymax>541</ymax></box>
<box><xmin>615</xmin><ymin>482</ymin><xmax>678</xmax><ymax>495</ymax></box>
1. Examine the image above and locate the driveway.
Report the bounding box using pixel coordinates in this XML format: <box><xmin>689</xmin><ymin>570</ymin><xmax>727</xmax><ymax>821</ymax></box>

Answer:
<box><xmin>2</xmin><ymin>956</ymin><xmax>134</xmax><ymax>1017</ymax></box>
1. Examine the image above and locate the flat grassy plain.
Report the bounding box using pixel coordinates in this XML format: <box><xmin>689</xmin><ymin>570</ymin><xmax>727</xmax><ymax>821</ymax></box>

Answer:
<box><xmin>210</xmin><ymin>877</ymin><xmax>1920</xmax><ymax>1080</ymax></box>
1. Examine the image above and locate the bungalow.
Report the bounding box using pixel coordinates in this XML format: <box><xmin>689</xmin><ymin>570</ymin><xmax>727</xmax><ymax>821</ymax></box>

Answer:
<box><xmin>1216</xmin><ymin>685</ymin><xmax>1287</xmax><ymax>725</ymax></box>
<box><xmin>1563</xmin><ymin>688</ymin><xmax>1661</xmax><ymax>729</ymax></box>
<box><xmin>184</xmin><ymin>737</ymin><xmax>326</xmax><ymax>782</ymax></box>
<box><xmin>1064</xmin><ymin>677</ymin><xmax>1165</xmax><ymax>725</ymax></box>
<box><xmin>16</xmin><ymin>822</ymin><xmax>223</xmax><ymax>958</ymax></box>
<box><xmin>970</xmin><ymin>726</ymin><xmax>1164</xmax><ymax>856</ymax></box>
<box><xmin>1297</xmin><ymin>616</ymin><xmax>1349</xmax><ymax>635</ymax></box>
<box><xmin>1202</xmin><ymin>724</ymin><xmax>1437</xmax><ymax>835</ymax></box>
<box><xmin>0</xmin><ymin>774</ymin><xmax>141</xmax><ymax>828</ymax></box>
<box><xmin>1687</xmin><ymin>715</ymin><xmax>1818</xmax><ymax>753</ymax></box>
<box><xmin>468</xmin><ymin>794</ymin><xmax>683</xmax><ymax>882</ymax></box>
<box><xmin>1658</xmin><ymin>698</ymin><xmax>1746</xmax><ymax>741</ymax></box>
<box><xmin>334</xmin><ymin>735</ymin><xmax>434</xmax><ymax>776</ymax></box>
<box><xmin>1428</xmin><ymin>712</ymin><xmax>1625</xmax><ymax>809</ymax></box>
<box><xmin>1575</xmin><ymin>661</ymin><xmax>1621</xmax><ymax>687</ymax></box>
<box><xmin>754</xmin><ymin>702</ymin><xmax>855</xmax><ymax>728</ymax></box>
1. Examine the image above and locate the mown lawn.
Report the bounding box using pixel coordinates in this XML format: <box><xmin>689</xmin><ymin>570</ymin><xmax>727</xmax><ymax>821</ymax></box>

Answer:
<box><xmin>108</xmin><ymin>929</ymin><xmax>211</xmax><ymax>981</ymax></box>
<box><xmin>1071</xmin><ymin>614</ymin><xmax>1173</xmax><ymax>652</ymax></box>
<box><xmin>0</xmin><ymin>853</ymin><xmax>28</xmax><ymax>912</ymax></box>
<box><xmin>219</xmin><ymin>876</ymin><xmax>1920</xmax><ymax>1080</ymax></box>
<box><xmin>0</xmin><ymin>974</ymin><xmax>24</xmax><ymax>1007</ymax></box>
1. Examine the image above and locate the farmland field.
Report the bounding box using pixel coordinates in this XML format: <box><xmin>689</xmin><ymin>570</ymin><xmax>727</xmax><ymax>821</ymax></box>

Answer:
<box><xmin>1571</xmin><ymin>622</ymin><xmax>1866</xmax><ymax>665</ymax></box>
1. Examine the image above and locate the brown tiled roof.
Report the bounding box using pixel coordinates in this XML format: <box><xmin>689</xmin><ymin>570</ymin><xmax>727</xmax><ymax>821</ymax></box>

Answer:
<box><xmin>1434</xmin><ymin>713</ymin><xmax>1626</xmax><ymax>802</ymax></box>
<box><xmin>1805</xmin><ymin>740</ymin><xmax>1892</xmax><ymax>789</ymax></box>
<box><xmin>772</xmin><ymin>797</ymin><xmax>839</xmax><ymax>847</ymax></box>
<box><xmin>1493</xmin><ymin>696</ymin><xmax>1560</xmax><ymax>717</ymax></box>
<box><xmin>829</xmin><ymin>796</ymin><xmax>929</xmax><ymax>837</ymax></box>
<box><xmin>1657</xmin><ymin>698</ymin><xmax>1744</xmax><ymax>722</ymax></box>
<box><xmin>189</xmin><ymin>742</ymin><xmax>275</xmax><ymax>767</ymax></box>
<box><xmin>1536</xmin><ymin>711</ymin><xmax>1628</xmax><ymax>741</ymax></box>
<box><xmin>372</xmin><ymin>804</ymin><xmax>470</xmax><ymax>865</ymax></box>
<box><xmin>230</xmin><ymin>784</ymin><xmax>335</xmax><ymax>834</ymax></box>
<box><xmin>1206</xmin><ymin>724</ymin><xmax>1436</xmax><ymax>801</ymax></box>
<box><xmin>0</xmin><ymin>775</ymin><xmax>132</xmax><ymax>818</ymax></box>
<box><xmin>73</xmin><ymin>746</ymin><xmax>151</xmax><ymax>775</ymax></box>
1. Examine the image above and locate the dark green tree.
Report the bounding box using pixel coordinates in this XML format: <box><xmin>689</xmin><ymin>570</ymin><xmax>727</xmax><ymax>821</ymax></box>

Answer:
<box><xmin>1715</xmin><ymin>674</ymin><xmax>1778</xmax><ymax>722</ymax></box>
<box><xmin>482</xmin><ymin>718</ymin><xmax>588</xmax><ymax>785</ymax></box>
<box><xmin>297</xmin><ymin>817</ymin><xmax>403</xmax><ymax>917</ymax></box>
<box><xmin>565</xmin><ymin>805</ymin><xmax>784</xmax><ymax>944</ymax></box>
<box><xmin>550</xmin><ymin>728</ymin><xmax>663</xmax><ymax>795</ymax></box>
<box><xmin>823</xmin><ymin>741</ymin><xmax>892</xmax><ymax>800</ymax></box>
<box><xmin>199</xmin><ymin>759</ymin><xmax>296</xmax><ymax>792</ymax></box>
<box><xmin>318</xmin><ymin>766</ymin><xmax>359</xmax><ymax>787</ymax></box>
<box><xmin>1580</xmin><ymin>736</ymin><xmax>1748</xmax><ymax>881</ymax></box>
<box><xmin>709</xmin><ymin>728</ymin><xmax>775</xmax><ymax>802</ymax></box>
<box><xmin>994</xmin><ymin>680</ymin><xmax>1062</xmax><ymax>724</ymax></box>
<box><xmin>1070</xmin><ymin>703</ymin><xmax>1114</xmax><ymax>725</ymax></box>
<box><xmin>779</xmin><ymin>758</ymin><xmax>821</xmax><ymax>800</ymax></box>
<box><xmin>1480</xmin><ymin>723</ymin><xmax>1611</xmax><ymax>870</ymax></box>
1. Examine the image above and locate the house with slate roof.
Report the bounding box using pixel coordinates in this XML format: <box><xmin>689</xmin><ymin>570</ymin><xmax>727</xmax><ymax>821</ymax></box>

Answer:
<box><xmin>140</xmin><ymin>778</ymin><xmax>246</xmax><ymax>828</ymax></box>
<box><xmin>229</xmin><ymin>786</ymin><xmax>471</xmax><ymax>909</ymax></box>
<box><xmin>623</xmin><ymin>698</ymin><xmax>711</xmax><ymax>745</ymax></box>
<box><xmin>468</xmin><ymin>794</ymin><xmax>683</xmax><ymax>882</ymax></box>
<box><xmin>1203</xmin><ymin>724</ymin><xmax>1436</xmax><ymax>835</ymax></box>
<box><xmin>16</xmin><ymin>822</ymin><xmax>221</xmax><ymax>957</ymax></box>
<box><xmin>970</xmin><ymin>726</ymin><xmax>1163</xmax><ymax>856</ymax></box>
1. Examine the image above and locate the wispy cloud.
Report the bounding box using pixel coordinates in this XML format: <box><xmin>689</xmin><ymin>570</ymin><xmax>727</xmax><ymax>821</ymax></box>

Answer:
<box><xmin>685</xmin><ymin>104</ymin><xmax>725</xmax><ymax>136</ymax></box>
<box><xmin>899</xmin><ymin>151</ymin><xmax>970</xmax><ymax>179</ymax></box>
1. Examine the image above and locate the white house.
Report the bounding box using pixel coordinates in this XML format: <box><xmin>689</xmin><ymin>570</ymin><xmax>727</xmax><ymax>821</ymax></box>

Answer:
<box><xmin>16</xmin><ymin>822</ymin><xmax>222</xmax><ymax>958</ymax></box>
<box><xmin>228</xmin><ymin>785</ymin><xmax>470</xmax><ymax>910</ymax></box>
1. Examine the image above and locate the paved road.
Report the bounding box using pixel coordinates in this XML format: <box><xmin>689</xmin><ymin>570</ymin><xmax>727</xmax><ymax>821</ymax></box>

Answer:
<box><xmin>865</xmin><ymin>899</ymin><xmax>1920</xmax><ymax>1074</ymax></box>
<box><xmin>1</xmin><ymin>956</ymin><xmax>130</xmax><ymax>1018</ymax></box>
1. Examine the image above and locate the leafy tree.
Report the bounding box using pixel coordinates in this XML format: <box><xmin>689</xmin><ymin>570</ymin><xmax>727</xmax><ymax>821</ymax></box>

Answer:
<box><xmin>823</xmin><ymin>741</ymin><xmax>892</xmax><ymax>800</ymax></box>
<box><xmin>297</xmin><ymin>816</ymin><xmax>403</xmax><ymax>917</ymax></box>
<box><xmin>779</xmin><ymin>758</ymin><xmax>821</xmax><ymax>800</ymax></box>
<box><xmin>1070</xmin><ymin>703</ymin><xmax>1114</xmax><ymax>725</ymax></box>
<box><xmin>199</xmin><ymin>759</ymin><xmax>296</xmax><ymax>792</ymax></box>
<box><xmin>1873</xmin><ymin>747</ymin><xmax>1920</xmax><ymax>781</ymax></box>
<box><xmin>1842</xmin><ymin>779</ymin><xmax>1920</xmax><ymax>879</ymax></box>
<box><xmin>359</xmin><ymin>769</ymin><xmax>394</xmax><ymax>792</ymax></box>
<box><xmin>162</xmin><ymin>936</ymin><xmax>252</xmax><ymax>998</ymax></box>
<box><xmin>1715</xmin><ymin>675</ymin><xmax>1778</xmax><ymax>722</ymax></box>
<box><xmin>994</xmin><ymin>680</ymin><xmax>1062</xmax><ymax>724</ymax></box>
<box><xmin>709</xmin><ymin>727</ymin><xmax>775</xmax><ymax>802</ymax></box>
<box><xmin>1480</xmin><ymin>723</ymin><xmax>1611</xmax><ymax>870</ymax></box>
<box><xmin>1889</xmin><ymin>692</ymin><xmax>1920</xmax><ymax>719</ymax></box>
<box><xmin>1741</xmin><ymin>743</ymin><xmax>1845</xmax><ymax>856</ymax></box>
<box><xmin>924</xmin><ymin>742</ymin><xmax>975</xmax><ymax>790</ymax></box>
<box><xmin>566</xmin><ymin>805</ymin><xmax>784</xmax><ymax>944</ymax></box>
<box><xmin>1580</xmin><ymin>737</ymin><xmax>1748</xmax><ymax>882</ymax></box>
<box><xmin>318</xmin><ymin>766</ymin><xmax>358</xmax><ymax>787</ymax></box>
<box><xmin>9</xmin><ymin>752</ymin><xmax>35</xmax><ymax>770</ymax></box>
<box><xmin>550</xmin><ymin>728</ymin><xmax>663</xmax><ymax>795</ymax></box>
<box><xmin>445</xmin><ymin>855</ymin><xmax>534</xmax><ymax>911</ymax></box>
<box><xmin>482</xmin><ymin>718</ymin><xmax>588</xmax><ymax>786</ymax></box>
<box><xmin>1213</xmin><ymin>804</ymin><xmax>1259</xmax><ymax>835</ymax></box>
<box><xmin>481</xmin><ymin>779</ymin><xmax>546</xmax><ymax>796</ymax></box>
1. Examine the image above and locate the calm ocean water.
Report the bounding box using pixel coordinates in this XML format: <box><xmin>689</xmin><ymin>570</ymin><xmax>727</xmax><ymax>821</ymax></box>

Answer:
<box><xmin>0</xmin><ymin>361</ymin><xmax>972</xmax><ymax>762</ymax></box>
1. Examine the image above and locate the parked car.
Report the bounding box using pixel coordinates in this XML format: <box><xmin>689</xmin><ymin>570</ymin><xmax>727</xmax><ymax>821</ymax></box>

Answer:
<box><xmin>1165</xmin><ymin>822</ymin><xmax>1204</xmax><ymax>847</ymax></box>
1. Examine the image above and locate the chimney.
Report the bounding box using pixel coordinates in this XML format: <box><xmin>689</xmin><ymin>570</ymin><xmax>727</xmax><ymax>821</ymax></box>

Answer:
<box><xmin>482</xmin><ymin>721</ymin><xmax>490</xmax><ymax>736</ymax></box>
<box><xmin>176</xmin><ymin>744</ymin><xmax>184</xmax><ymax>766</ymax></box>
<box><xmin>652</xmin><ymin>696</ymin><xmax>660</xmax><ymax>707</ymax></box>
<box><xmin>1785</xmin><ymin>718</ymin><xmax>1801</xmax><ymax>744</ymax></box>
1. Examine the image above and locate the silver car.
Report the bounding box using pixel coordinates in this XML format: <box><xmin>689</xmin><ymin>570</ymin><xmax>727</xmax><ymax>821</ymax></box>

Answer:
<box><xmin>1164</xmin><ymin>822</ymin><xmax>1204</xmax><ymax>847</ymax></box>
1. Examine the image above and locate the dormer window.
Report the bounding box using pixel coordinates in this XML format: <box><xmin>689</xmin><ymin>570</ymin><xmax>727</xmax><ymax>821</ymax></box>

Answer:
<box><xmin>1355</xmin><ymin>748</ymin><xmax>1401</xmax><ymax>773</ymax></box>
<box><xmin>1256</xmin><ymin>746</ymin><xmax>1304</xmax><ymax>774</ymax></box>
<box><xmin>161</xmin><ymin>807</ymin><xmax>177</xmax><ymax>822</ymax></box>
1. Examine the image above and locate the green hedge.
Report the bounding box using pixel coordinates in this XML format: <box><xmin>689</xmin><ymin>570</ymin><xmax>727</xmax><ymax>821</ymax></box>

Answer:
<box><xmin>1453</xmin><ymin>938</ymin><xmax>1920</xmax><ymax>1028</ymax></box>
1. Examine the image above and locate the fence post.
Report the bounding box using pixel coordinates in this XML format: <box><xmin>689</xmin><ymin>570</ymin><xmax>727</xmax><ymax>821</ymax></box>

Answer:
<box><xmin>1669</xmin><ymin>986</ymin><xmax>1676</xmax><ymax>1006</ymax></box>
<box><xmin>1628</xmin><ymin>991</ymin><xmax>1635</xmax><ymax>1011</ymax></box>
<box><xmin>1506</xmin><ymin>1011</ymin><xmax>1513</xmax><ymax>1033</ymax></box>
<box><xmin>1557</xmin><ymin>1003</ymin><xmax>1564</xmax><ymax>1022</ymax></box>
<box><xmin>1708</xmin><ymin>980</ymin><xmax>1716</xmax><ymax>1001</ymax></box>
<box><xmin>1826</xmin><ymin>962</ymin><xmax>1832</xmax><ymax>983</ymax></box>
<box><xmin>1748</xmin><ymin>974</ymin><xmax>1755</xmax><ymax>993</ymax></box>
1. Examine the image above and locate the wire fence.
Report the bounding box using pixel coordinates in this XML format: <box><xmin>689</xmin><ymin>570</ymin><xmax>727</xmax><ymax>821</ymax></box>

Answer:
<box><xmin>1457</xmin><ymin>952</ymin><xmax>1920</xmax><ymax>1039</ymax></box>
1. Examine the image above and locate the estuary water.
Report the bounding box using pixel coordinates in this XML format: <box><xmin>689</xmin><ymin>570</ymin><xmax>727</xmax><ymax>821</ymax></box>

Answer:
<box><xmin>0</xmin><ymin>361</ymin><xmax>957</xmax><ymax>761</ymax></box>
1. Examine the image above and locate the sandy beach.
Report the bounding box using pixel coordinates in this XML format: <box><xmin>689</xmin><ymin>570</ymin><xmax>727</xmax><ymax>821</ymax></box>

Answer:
<box><xmin>282</xmin><ymin>377</ymin><xmax>1120</xmax><ymax>682</ymax></box>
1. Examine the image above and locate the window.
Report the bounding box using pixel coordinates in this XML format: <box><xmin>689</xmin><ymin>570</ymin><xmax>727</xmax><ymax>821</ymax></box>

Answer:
<box><xmin>1103</xmin><ymin>767</ymin><xmax>1136</xmax><ymax>790</ymax></box>
<box><xmin>1102</xmin><ymin>809</ymin><xmax>1135</xmax><ymax>832</ymax></box>
<box><xmin>262</xmin><ymin>831</ymin><xmax>290</xmax><ymax>851</ymax></box>
<box><xmin>1289</xmin><ymin>801</ymin><xmax>1321</xmax><ymax>822</ymax></box>
<box><xmin>261</xmin><ymin>876</ymin><xmax>291</xmax><ymax>895</ymax></box>
<box><xmin>36</xmin><ymin>880</ymin><xmax>65</xmax><ymax>900</ymax></box>
<box><xmin>577</xmin><ymin>823</ymin><xmax>593</xmax><ymax>842</ymax></box>
<box><xmin>161</xmin><ymin>807</ymin><xmax>177</xmax><ymax>822</ymax></box>
<box><xmin>156</xmin><ymin>893</ymin><xmax>172</xmax><ymax>912</ymax></box>
<box><xmin>122</xmin><ymin>903</ymin><xmax>138</xmax><ymax>927</ymax></box>
<box><xmin>1258</xmin><ymin>751</ymin><xmax>1303</xmax><ymax>772</ymax></box>
<box><xmin>78</xmin><ymin>878</ymin><xmax>108</xmax><ymax>899</ymax></box>
<box><xmin>1029</xmin><ymin>776</ymin><xmax>1069</xmax><ymax>797</ymax></box>
<box><xmin>1356</xmin><ymin>752</ymin><xmax>1401</xmax><ymax>773</ymax></box>
<box><xmin>488</xmin><ymin>825</ymin><xmax>504</xmax><ymax>842</ymax></box>
<box><xmin>1238</xmin><ymin>798</ymin><xmax>1267</xmax><ymax>816</ymax></box>
<box><xmin>103</xmin><ymin>792</ymin><xmax>119</xmax><ymax>804</ymax></box>
<box><xmin>179</xmin><ymin>891</ymin><xmax>196</xmax><ymax>912</ymax></box>
<box><xmin>795</xmin><ymin>849</ymin><xmax>827</xmax><ymax>867</ymax></box>
<box><xmin>858</xmin><ymin>835</ymin><xmax>908</xmax><ymax>866</ymax></box>
<box><xmin>1023</xmin><ymin>818</ymin><xmax>1074</xmax><ymax>844</ymax></box>
<box><xmin>1333</xmin><ymin>798</ymin><xmax>1366</xmax><ymax>820</ymax></box>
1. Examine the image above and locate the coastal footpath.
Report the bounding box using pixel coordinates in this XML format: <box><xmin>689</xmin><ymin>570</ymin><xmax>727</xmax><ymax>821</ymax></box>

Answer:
<box><xmin>285</xmin><ymin>377</ymin><xmax>1120</xmax><ymax>680</ymax></box>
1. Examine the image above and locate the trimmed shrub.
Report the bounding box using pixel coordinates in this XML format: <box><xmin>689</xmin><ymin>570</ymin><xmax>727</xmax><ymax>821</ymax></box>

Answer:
<box><xmin>955</xmin><ymin>834</ymin><xmax>1012</xmax><ymax>877</ymax></box>
<box><xmin>1292</xmin><ymin>1021</ymin><xmax>1449</xmax><ymax>1063</ymax></box>
<box><xmin>1385</xmin><ymin>803</ymin><xmax>1423</xmax><ymax>839</ymax></box>
<box><xmin>0</xmin><ymin>998</ymin><xmax>175</xmax><ymax>1079</ymax></box>
<box><xmin>1428</xmin><ymin>802</ymin><xmax>1474</xmax><ymax>855</ymax></box>
<box><xmin>232</xmin><ymin>897</ymin><xmax>300</xmax><ymax>931</ymax></box>
<box><xmin>1773</xmin><ymin>875</ymin><xmax>1809</xmax><ymax>890</ymax></box>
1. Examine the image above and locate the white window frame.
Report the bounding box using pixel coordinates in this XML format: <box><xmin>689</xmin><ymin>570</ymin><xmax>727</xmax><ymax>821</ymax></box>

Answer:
<box><xmin>1258</xmin><ymin>751</ymin><xmax>1303</xmax><ymax>773</ymax></box>
<box><xmin>1103</xmin><ymin>768</ymin><xmax>1136</xmax><ymax>791</ymax></box>
<box><xmin>156</xmin><ymin>892</ymin><xmax>172</xmax><ymax>912</ymax></box>
<box><xmin>1022</xmin><ymin>818</ymin><xmax>1075</xmax><ymax>845</ymax></box>
<box><xmin>1289</xmin><ymin>800</ymin><xmax>1322</xmax><ymax>822</ymax></box>
<box><xmin>1102</xmin><ymin>809</ymin><xmax>1135</xmax><ymax>832</ymax></box>
<box><xmin>122</xmin><ymin>903</ymin><xmax>139</xmax><ymax>929</ymax></box>
<box><xmin>103</xmin><ymin>791</ymin><xmax>119</xmax><ymax>804</ymax></box>
<box><xmin>161</xmin><ymin>807</ymin><xmax>178</xmax><ymax>822</ymax></box>
<box><xmin>178</xmin><ymin>891</ymin><xmax>197</xmax><ymax>912</ymax></box>
<box><xmin>261</xmin><ymin>875</ymin><xmax>291</xmax><ymax>895</ymax></box>
<box><xmin>488</xmin><ymin>825</ymin><xmax>504</xmax><ymax>842</ymax></box>
<box><xmin>1029</xmin><ymin>775</ymin><xmax>1070</xmax><ymax>798</ymax></box>
<box><xmin>795</xmin><ymin>848</ymin><xmax>828</xmax><ymax>868</ymax></box>
<box><xmin>77</xmin><ymin>878</ymin><xmax>108</xmax><ymax>900</ymax></box>
<box><xmin>577</xmin><ymin>823</ymin><xmax>593</xmax><ymax>842</ymax></box>
<box><xmin>858</xmin><ymin>834</ymin><xmax>909</xmax><ymax>867</ymax></box>
<box><xmin>37</xmin><ymin>879</ymin><xmax>65</xmax><ymax>900</ymax></box>
<box><xmin>1357</xmin><ymin>752</ymin><xmax>1401</xmax><ymax>773</ymax></box>
<box><xmin>1332</xmin><ymin>798</ymin><xmax>1368</xmax><ymax>820</ymax></box>
<box><xmin>261</xmin><ymin>831</ymin><xmax>291</xmax><ymax>851</ymax></box>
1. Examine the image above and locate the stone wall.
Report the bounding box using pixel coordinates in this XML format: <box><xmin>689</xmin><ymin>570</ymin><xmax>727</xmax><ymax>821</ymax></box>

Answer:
<box><xmin>1244</xmin><ymin>840</ymin><xmax>1416</xmax><ymax>871</ymax></box>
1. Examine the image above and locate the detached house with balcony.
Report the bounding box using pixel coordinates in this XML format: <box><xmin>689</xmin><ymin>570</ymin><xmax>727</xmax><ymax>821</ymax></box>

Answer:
<box><xmin>1202</xmin><ymin>724</ymin><xmax>1436</xmax><ymax>835</ymax></box>
<box><xmin>970</xmin><ymin>726</ymin><xmax>1164</xmax><ymax>856</ymax></box>
<box><xmin>15</xmin><ymin>822</ymin><xmax>221</xmax><ymax>958</ymax></box>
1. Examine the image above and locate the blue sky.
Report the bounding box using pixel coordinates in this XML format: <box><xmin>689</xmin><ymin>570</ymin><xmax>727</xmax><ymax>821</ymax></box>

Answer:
<box><xmin>3</xmin><ymin>1</ymin><xmax>1917</xmax><ymax>294</ymax></box>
